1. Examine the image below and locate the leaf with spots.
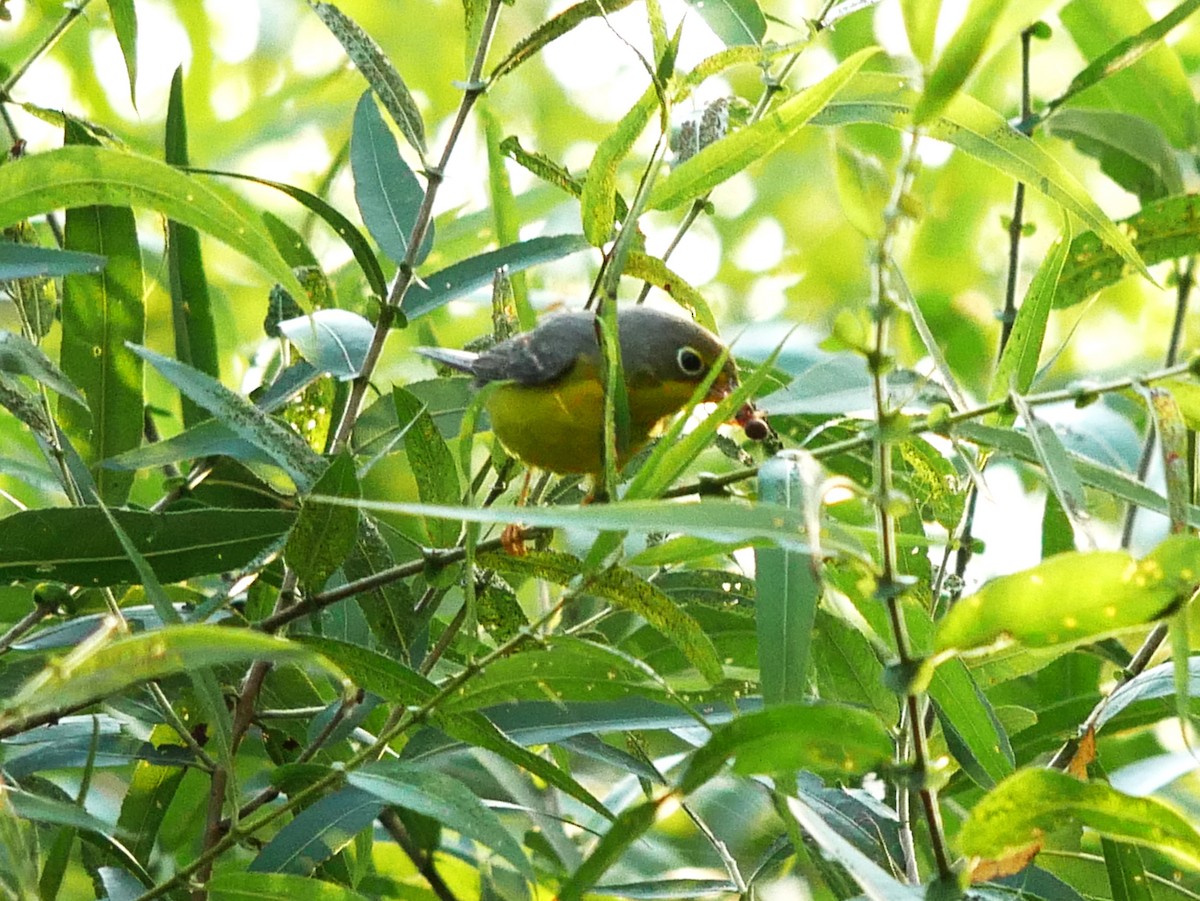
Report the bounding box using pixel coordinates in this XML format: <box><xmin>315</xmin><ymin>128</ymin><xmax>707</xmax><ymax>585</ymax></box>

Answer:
<box><xmin>481</xmin><ymin>550</ymin><xmax>724</xmax><ymax>685</ymax></box>
<box><xmin>934</xmin><ymin>533</ymin><xmax>1200</xmax><ymax>659</ymax></box>
<box><xmin>959</xmin><ymin>768</ymin><xmax>1200</xmax><ymax>874</ymax></box>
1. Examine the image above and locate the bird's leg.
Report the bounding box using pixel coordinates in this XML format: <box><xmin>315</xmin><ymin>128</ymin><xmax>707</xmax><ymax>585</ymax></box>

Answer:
<box><xmin>501</xmin><ymin>468</ymin><xmax>535</xmax><ymax>555</ymax></box>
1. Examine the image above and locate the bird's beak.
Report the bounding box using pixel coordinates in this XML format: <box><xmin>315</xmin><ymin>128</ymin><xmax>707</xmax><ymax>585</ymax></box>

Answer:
<box><xmin>703</xmin><ymin>362</ymin><xmax>738</xmax><ymax>404</ymax></box>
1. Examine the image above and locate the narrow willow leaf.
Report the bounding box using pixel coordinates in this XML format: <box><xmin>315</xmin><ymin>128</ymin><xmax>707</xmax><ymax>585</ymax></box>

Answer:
<box><xmin>393</xmin><ymin>386</ymin><xmax>462</xmax><ymax>547</ymax></box>
<box><xmin>1097</xmin><ymin>659</ymin><xmax>1200</xmax><ymax>732</ymax></box>
<box><xmin>8</xmin><ymin>789</ymin><xmax>117</xmax><ymax>836</ymax></box>
<box><xmin>1148</xmin><ymin>386</ymin><xmax>1190</xmax><ymax>533</ymax></box>
<box><xmin>309</xmin><ymin>1</ymin><xmax>426</xmax><ymax>157</ymax></box>
<box><xmin>1102</xmin><ymin>837</ymin><xmax>1153</xmax><ymax>901</ymax></box>
<box><xmin>901</xmin><ymin>0</ymin><xmax>941</xmax><ymax>65</ymax></box>
<box><xmin>285</xmin><ymin>452</ymin><xmax>360</xmax><ymax>591</ymax></box>
<box><xmin>129</xmin><ymin>344</ymin><xmax>324</xmax><ymax>490</ymax></box>
<box><xmin>624</xmin><ymin>251</ymin><xmax>716</xmax><ymax>329</ymax></box>
<box><xmin>105</xmin><ymin>0</ymin><xmax>138</xmax><ymax>108</ymax></box>
<box><xmin>931</xmin><ymin>659</ymin><xmax>1015</xmax><ymax>788</ymax></box>
<box><xmin>295</xmin><ymin>635</ymin><xmax>611</xmax><ymax>817</ymax></box>
<box><xmin>116</xmin><ymin>725</ymin><xmax>189</xmax><ymax>863</ymax></box>
<box><xmin>1056</xmin><ymin>0</ymin><xmax>1200</xmax><ymax>146</ymax></box>
<box><xmin>580</xmin><ymin>84</ymin><xmax>659</xmax><ymax>246</ymax></box>
<box><xmin>1053</xmin><ymin>194</ymin><xmax>1200</xmax><ymax>309</ymax></box>
<box><xmin>952</xmin><ymin>421</ymin><xmax>1200</xmax><ymax>529</ymax></box>
<box><xmin>349</xmin><ymin>761</ymin><xmax>533</xmax><ymax>879</ymax></box>
<box><xmin>959</xmin><ymin>768</ymin><xmax>1200</xmax><ymax>871</ymax></box>
<box><xmin>349</xmin><ymin>496</ymin><xmax>836</xmax><ymax>555</ymax></box>
<box><xmin>913</xmin><ymin>0</ymin><xmax>1007</xmax><ymax>125</ymax></box>
<box><xmin>0</xmin><ymin>330</ymin><xmax>86</xmax><ymax>407</ymax></box>
<box><xmin>0</xmin><ymin>146</ymin><xmax>306</xmax><ymax>300</ymax></box>
<box><xmin>813</xmin><ymin>73</ymin><xmax>1149</xmax><ymax>280</ymax></box>
<box><xmin>786</xmin><ymin>794</ymin><xmax>924</xmax><ymax>901</ymax></box>
<box><xmin>481</xmin><ymin>550</ymin><xmax>724</xmax><ymax>684</ymax></box>
<box><xmin>61</xmin><ymin>125</ymin><xmax>143</xmax><ymax>507</ymax></box>
<box><xmin>648</xmin><ymin>47</ymin><xmax>880</xmax><ymax>211</ymax></box>
<box><xmin>165</xmin><ymin>66</ymin><xmax>219</xmax><ymax>429</ymax></box>
<box><xmin>1012</xmin><ymin>394</ymin><xmax>1093</xmax><ymax>549</ymax></box>
<box><xmin>934</xmin><ymin>534</ymin><xmax>1200</xmax><ymax>658</ymax></box>
<box><xmin>489</xmin><ymin>0</ymin><xmax>639</xmax><ymax>82</ymax></box>
<box><xmin>403</xmin><ymin>233</ymin><xmax>591</xmax><ymax>319</ymax></box>
<box><xmin>0</xmin><ymin>626</ymin><xmax>345</xmax><ymax>732</ymax></box>
<box><xmin>682</xmin><ymin>0</ymin><xmax>765</xmax><ymax>47</ymax></box>
<box><xmin>351</xmin><ymin>92</ymin><xmax>431</xmax><ymax>266</ymax></box>
<box><xmin>341</xmin><ymin>516</ymin><xmax>418</xmax><ymax>655</ymax></box>
<box><xmin>480</xmin><ymin>100</ymin><xmax>534</xmax><ymax>328</ymax></box>
<box><xmin>250</xmin><ymin>785</ymin><xmax>381</xmax><ymax>875</ymax></box>
<box><xmin>558</xmin><ymin>801</ymin><xmax>663</xmax><ymax>901</ymax></box>
<box><xmin>277</xmin><ymin>310</ymin><xmax>374</xmax><ymax>381</ymax></box>
<box><xmin>189</xmin><ymin>167</ymin><xmax>388</xmax><ymax>298</ymax></box>
<box><xmin>0</xmin><ymin>242</ymin><xmax>105</xmax><ymax>279</ymax></box>
<box><xmin>988</xmin><ymin>222</ymin><xmax>1072</xmax><ymax>425</ymax></box>
<box><xmin>0</xmin><ymin>506</ymin><xmax>296</xmax><ymax>586</ymax></box>
<box><xmin>1045</xmin><ymin>110</ymin><xmax>1183</xmax><ymax>202</ymax></box>
<box><xmin>755</xmin><ymin>451</ymin><xmax>824</xmax><ymax>705</ymax></box>
<box><xmin>209</xmin><ymin>871</ymin><xmax>373</xmax><ymax>900</ymax></box>
<box><xmin>677</xmin><ymin>703</ymin><xmax>893</xmax><ymax>792</ymax></box>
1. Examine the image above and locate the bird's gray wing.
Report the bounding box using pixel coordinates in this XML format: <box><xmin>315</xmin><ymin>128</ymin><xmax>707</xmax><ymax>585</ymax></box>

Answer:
<box><xmin>471</xmin><ymin>313</ymin><xmax>600</xmax><ymax>386</ymax></box>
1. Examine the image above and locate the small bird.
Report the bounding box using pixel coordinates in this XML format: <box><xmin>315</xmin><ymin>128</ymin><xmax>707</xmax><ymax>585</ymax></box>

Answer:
<box><xmin>416</xmin><ymin>306</ymin><xmax>740</xmax><ymax>475</ymax></box>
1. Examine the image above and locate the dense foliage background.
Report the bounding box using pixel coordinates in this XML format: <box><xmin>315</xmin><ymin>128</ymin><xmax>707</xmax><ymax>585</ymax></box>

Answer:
<box><xmin>3</xmin><ymin>0</ymin><xmax>1200</xmax><ymax>899</ymax></box>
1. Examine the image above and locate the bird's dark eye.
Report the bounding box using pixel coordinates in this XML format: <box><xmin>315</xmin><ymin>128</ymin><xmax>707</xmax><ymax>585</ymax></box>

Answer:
<box><xmin>677</xmin><ymin>346</ymin><xmax>705</xmax><ymax>375</ymax></box>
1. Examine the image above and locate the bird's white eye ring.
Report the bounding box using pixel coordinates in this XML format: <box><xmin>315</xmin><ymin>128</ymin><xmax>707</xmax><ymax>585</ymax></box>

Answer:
<box><xmin>677</xmin><ymin>346</ymin><xmax>705</xmax><ymax>375</ymax></box>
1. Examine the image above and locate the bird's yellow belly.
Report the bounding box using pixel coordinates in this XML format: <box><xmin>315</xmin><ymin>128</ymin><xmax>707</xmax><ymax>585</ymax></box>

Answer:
<box><xmin>486</xmin><ymin>379</ymin><xmax>658</xmax><ymax>474</ymax></box>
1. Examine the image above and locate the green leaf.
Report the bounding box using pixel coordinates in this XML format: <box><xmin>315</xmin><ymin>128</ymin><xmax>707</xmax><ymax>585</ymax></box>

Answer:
<box><xmin>481</xmin><ymin>550</ymin><xmax>724</xmax><ymax>685</ymax></box>
<box><xmin>489</xmin><ymin>0</ymin><xmax>639</xmax><ymax>82</ymax></box>
<box><xmin>0</xmin><ymin>625</ymin><xmax>345</xmax><ymax>732</ymax></box>
<box><xmin>682</xmin><ymin>0</ymin><xmax>765</xmax><ymax>47</ymax></box>
<box><xmin>813</xmin><ymin>73</ymin><xmax>1150</xmax><ymax>280</ymax></box>
<box><xmin>755</xmin><ymin>451</ymin><xmax>824</xmax><ymax>705</ymax></box>
<box><xmin>165</xmin><ymin>66</ymin><xmax>220</xmax><ymax>429</ymax></box>
<box><xmin>0</xmin><ymin>329</ymin><xmax>86</xmax><ymax>408</ymax></box>
<box><xmin>1102</xmin><ymin>837</ymin><xmax>1153</xmax><ymax>901</ymax></box>
<box><xmin>393</xmin><ymin>386</ymin><xmax>462</xmax><ymax>547</ymax></box>
<box><xmin>1095</xmin><ymin>658</ymin><xmax>1200</xmax><ymax>733</ymax></box>
<box><xmin>116</xmin><ymin>725</ymin><xmax>189</xmax><ymax>863</ymax></box>
<box><xmin>129</xmin><ymin>344</ymin><xmax>324</xmax><ymax>490</ymax></box>
<box><xmin>351</xmin><ymin>91</ymin><xmax>432</xmax><ymax>266</ymax></box>
<box><xmin>988</xmin><ymin>221</ymin><xmax>1072</xmax><ymax>423</ymax></box>
<box><xmin>8</xmin><ymin>788</ymin><xmax>117</xmax><ymax>836</ymax></box>
<box><xmin>250</xmin><ymin>785</ymin><xmax>381</xmax><ymax>875</ymax></box>
<box><xmin>309</xmin><ymin>2</ymin><xmax>426</xmax><ymax>157</ymax></box>
<box><xmin>934</xmin><ymin>534</ymin><xmax>1200</xmax><ymax>658</ymax></box>
<box><xmin>958</xmin><ymin>768</ymin><xmax>1200</xmax><ymax>871</ymax></box>
<box><xmin>0</xmin><ymin>242</ymin><xmax>105</xmax><ymax>279</ymax></box>
<box><xmin>189</xmin><ymin>167</ymin><xmax>388</xmax><ymax>299</ymax></box>
<box><xmin>0</xmin><ymin>506</ymin><xmax>296</xmax><ymax>586</ymax></box>
<box><xmin>60</xmin><ymin>121</ymin><xmax>144</xmax><ymax>506</ymax></box>
<box><xmin>648</xmin><ymin>47</ymin><xmax>880</xmax><ymax>211</ymax></box>
<box><xmin>285</xmin><ymin>452</ymin><xmax>360</xmax><ymax>591</ymax></box>
<box><xmin>786</xmin><ymin>793</ymin><xmax>923</xmax><ymax>900</ymax></box>
<box><xmin>105</xmin><ymin>0</ymin><xmax>138</xmax><ymax>108</ymax></box>
<box><xmin>580</xmin><ymin>84</ymin><xmax>659</xmax><ymax>246</ymax></box>
<box><xmin>1012</xmin><ymin>394</ymin><xmax>1092</xmax><ymax>547</ymax></box>
<box><xmin>209</xmin><ymin>871</ymin><xmax>373</xmax><ymax>900</ymax></box>
<box><xmin>901</xmin><ymin>0</ymin><xmax>941</xmax><ymax>65</ymax></box>
<box><xmin>1054</xmin><ymin>194</ymin><xmax>1200</xmax><ymax>309</ymax></box>
<box><xmin>277</xmin><ymin>310</ymin><xmax>374</xmax><ymax>380</ymax></box>
<box><xmin>558</xmin><ymin>801</ymin><xmax>662</xmax><ymax>901</ymax></box>
<box><xmin>348</xmin><ymin>761</ymin><xmax>533</xmax><ymax>879</ymax></box>
<box><xmin>1057</xmin><ymin>0</ymin><xmax>1199</xmax><ymax>147</ymax></box>
<box><xmin>402</xmin><ymin>233</ymin><xmax>592</xmax><ymax>319</ymax></box>
<box><xmin>0</xmin><ymin>146</ymin><xmax>306</xmax><ymax>300</ymax></box>
<box><xmin>930</xmin><ymin>659</ymin><xmax>1014</xmax><ymax>788</ymax></box>
<box><xmin>1045</xmin><ymin>110</ymin><xmax>1183</xmax><ymax>201</ymax></box>
<box><xmin>677</xmin><ymin>703</ymin><xmax>893</xmax><ymax>793</ymax></box>
<box><xmin>624</xmin><ymin>252</ymin><xmax>717</xmax><ymax>330</ymax></box>
<box><xmin>913</xmin><ymin>0</ymin><xmax>1007</xmax><ymax>125</ymax></box>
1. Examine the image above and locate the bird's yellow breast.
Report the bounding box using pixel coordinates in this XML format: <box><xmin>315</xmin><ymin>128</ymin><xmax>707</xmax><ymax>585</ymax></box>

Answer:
<box><xmin>484</xmin><ymin>362</ymin><xmax>700</xmax><ymax>474</ymax></box>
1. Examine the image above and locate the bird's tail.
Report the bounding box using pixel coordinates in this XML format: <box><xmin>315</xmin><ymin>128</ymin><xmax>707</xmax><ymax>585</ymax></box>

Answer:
<box><xmin>414</xmin><ymin>346</ymin><xmax>479</xmax><ymax>375</ymax></box>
